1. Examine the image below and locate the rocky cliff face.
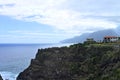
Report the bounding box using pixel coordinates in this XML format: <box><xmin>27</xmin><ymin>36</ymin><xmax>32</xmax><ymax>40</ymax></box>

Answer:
<box><xmin>17</xmin><ymin>46</ymin><xmax>73</xmax><ymax>80</ymax></box>
<box><xmin>17</xmin><ymin>43</ymin><xmax>120</xmax><ymax>80</ymax></box>
<box><xmin>0</xmin><ymin>75</ymin><xmax>3</xmax><ymax>80</ymax></box>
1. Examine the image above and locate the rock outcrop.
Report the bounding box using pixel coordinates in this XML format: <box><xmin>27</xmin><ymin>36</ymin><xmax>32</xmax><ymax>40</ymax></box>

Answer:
<box><xmin>17</xmin><ymin>43</ymin><xmax>120</xmax><ymax>80</ymax></box>
<box><xmin>0</xmin><ymin>75</ymin><xmax>3</xmax><ymax>80</ymax></box>
<box><xmin>17</xmin><ymin>46</ymin><xmax>72</xmax><ymax>80</ymax></box>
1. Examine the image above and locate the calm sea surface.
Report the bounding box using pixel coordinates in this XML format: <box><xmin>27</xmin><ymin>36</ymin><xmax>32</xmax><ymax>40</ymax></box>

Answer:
<box><xmin>0</xmin><ymin>43</ymin><xmax>72</xmax><ymax>80</ymax></box>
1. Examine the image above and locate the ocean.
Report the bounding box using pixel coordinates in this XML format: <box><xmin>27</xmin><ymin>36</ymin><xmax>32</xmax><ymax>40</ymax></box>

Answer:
<box><xmin>0</xmin><ymin>43</ymin><xmax>72</xmax><ymax>80</ymax></box>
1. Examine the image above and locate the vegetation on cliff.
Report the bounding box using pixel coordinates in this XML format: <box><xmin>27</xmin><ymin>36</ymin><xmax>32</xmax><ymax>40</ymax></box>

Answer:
<box><xmin>17</xmin><ymin>43</ymin><xmax>120</xmax><ymax>80</ymax></box>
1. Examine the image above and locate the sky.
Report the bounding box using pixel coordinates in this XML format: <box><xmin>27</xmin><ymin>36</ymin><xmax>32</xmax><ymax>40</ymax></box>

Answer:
<box><xmin>0</xmin><ymin>0</ymin><xmax>120</xmax><ymax>43</ymax></box>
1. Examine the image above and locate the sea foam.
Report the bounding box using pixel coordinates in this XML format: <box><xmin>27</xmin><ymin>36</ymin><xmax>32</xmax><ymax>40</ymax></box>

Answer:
<box><xmin>0</xmin><ymin>71</ymin><xmax>18</xmax><ymax>80</ymax></box>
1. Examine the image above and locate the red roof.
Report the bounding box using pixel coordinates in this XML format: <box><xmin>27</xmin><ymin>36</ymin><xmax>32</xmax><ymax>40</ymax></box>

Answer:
<box><xmin>104</xmin><ymin>36</ymin><xmax>118</xmax><ymax>38</ymax></box>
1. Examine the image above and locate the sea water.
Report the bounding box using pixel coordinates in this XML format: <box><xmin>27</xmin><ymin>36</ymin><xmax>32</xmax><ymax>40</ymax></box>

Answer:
<box><xmin>0</xmin><ymin>43</ymin><xmax>72</xmax><ymax>80</ymax></box>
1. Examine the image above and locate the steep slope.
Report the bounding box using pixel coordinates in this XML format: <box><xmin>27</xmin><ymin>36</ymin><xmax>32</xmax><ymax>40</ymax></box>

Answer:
<box><xmin>61</xmin><ymin>29</ymin><xmax>119</xmax><ymax>43</ymax></box>
<box><xmin>115</xmin><ymin>26</ymin><xmax>120</xmax><ymax>35</ymax></box>
<box><xmin>0</xmin><ymin>75</ymin><xmax>3</xmax><ymax>80</ymax></box>
<box><xmin>17</xmin><ymin>43</ymin><xmax>120</xmax><ymax>80</ymax></box>
<box><xmin>61</xmin><ymin>33</ymin><xmax>90</xmax><ymax>43</ymax></box>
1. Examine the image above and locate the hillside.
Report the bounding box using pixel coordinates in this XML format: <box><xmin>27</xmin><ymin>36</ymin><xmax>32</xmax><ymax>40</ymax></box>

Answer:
<box><xmin>61</xmin><ymin>33</ymin><xmax>90</xmax><ymax>43</ymax></box>
<box><xmin>17</xmin><ymin>43</ymin><xmax>120</xmax><ymax>80</ymax></box>
<box><xmin>61</xmin><ymin>29</ymin><xmax>119</xmax><ymax>43</ymax></box>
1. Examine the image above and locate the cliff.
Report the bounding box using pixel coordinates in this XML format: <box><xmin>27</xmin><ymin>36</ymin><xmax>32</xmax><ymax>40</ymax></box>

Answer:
<box><xmin>17</xmin><ymin>43</ymin><xmax>120</xmax><ymax>80</ymax></box>
<box><xmin>0</xmin><ymin>75</ymin><xmax>3</xmax><ymax>80</ymax></box>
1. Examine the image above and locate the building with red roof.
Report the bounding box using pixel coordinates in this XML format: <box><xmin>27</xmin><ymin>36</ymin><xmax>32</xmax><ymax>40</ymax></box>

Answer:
<box><xmin>103</xmin><ymin>36</ymin><xmax>119</xmax><ymax>42</ymax></box>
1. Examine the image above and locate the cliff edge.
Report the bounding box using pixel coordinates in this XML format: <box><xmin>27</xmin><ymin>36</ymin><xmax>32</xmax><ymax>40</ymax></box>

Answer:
<box><xmin>0</xmin><ymin>75</ymin><xmax>3</xmax><ymax>80</ymax></box>
<box><xmin>17</xmin><ymin>43</ymin><xmax>120</xmax><ymax>80</ymax></box>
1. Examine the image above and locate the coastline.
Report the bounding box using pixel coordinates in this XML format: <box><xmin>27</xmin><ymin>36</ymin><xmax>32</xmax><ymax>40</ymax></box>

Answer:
<box><xmin>0</xmin><ymin>43</ymin><xmax>73</xmax><ymax>80</ymax></box>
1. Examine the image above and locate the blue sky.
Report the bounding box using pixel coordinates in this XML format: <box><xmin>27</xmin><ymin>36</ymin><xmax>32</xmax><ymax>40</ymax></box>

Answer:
<box><xmin>0</xmin><ymin>0</ymin><xmax>120</xmax><ymax>43</ymax></box>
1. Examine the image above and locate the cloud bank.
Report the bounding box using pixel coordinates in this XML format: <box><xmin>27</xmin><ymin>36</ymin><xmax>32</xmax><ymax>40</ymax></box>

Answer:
<box><xmin>0</xmin><ymin>0</ymin><xmax>119</xmax><ymax>35</ymax></box>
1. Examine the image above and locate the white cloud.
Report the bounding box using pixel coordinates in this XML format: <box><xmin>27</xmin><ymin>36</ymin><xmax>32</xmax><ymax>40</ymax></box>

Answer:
<box><xmin>0</xmin><ymin>30</ymin><xmax>72</xmax><ymax>43</ymax></box>
<box><xmin>0</xmin><ymin>0</ymin><xmax>119</xmax><ymax>35</ymax></box>
<box><xmin>8</xmin><ymin>30</ymin><xmax>70</xmax><ymax>37</ymax></box>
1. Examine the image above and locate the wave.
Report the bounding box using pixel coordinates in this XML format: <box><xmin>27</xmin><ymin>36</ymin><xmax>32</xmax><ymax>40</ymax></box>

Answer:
<box><xmin>0</xmin><ymin>71</ymin><xmax>18</xmax><ymax>80</ymax></box>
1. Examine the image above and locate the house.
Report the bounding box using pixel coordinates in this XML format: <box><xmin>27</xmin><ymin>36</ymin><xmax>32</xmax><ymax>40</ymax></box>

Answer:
<box><xmin>103</xmin><ymin>36</ymin><xmax>119</xmax><ymax>43</ymax></box>
<box><xmin>86</xmin><ymin>38</ymin><xmax>94</xmax><ymax>42</ymax></box>
<box><xmin>84</xmin><ymin>38</ymin><xmax>96</xmax><ymax>44</ymax></box>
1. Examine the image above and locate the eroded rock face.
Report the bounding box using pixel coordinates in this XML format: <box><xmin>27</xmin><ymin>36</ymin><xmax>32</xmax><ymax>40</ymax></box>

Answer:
<box><xmin>0</xmin><ymin>75</ymin><xmax>3</xmax><ymax>80</ymax></box>
<box><xmin>17</xmin><ymin>43</ymin><xmax>120</xmax><ymax>80</ymax></box>
<box><xmin>17</xmin><ymin>47</ymin><xmax>73</xmax><ymax>80</ymax></box>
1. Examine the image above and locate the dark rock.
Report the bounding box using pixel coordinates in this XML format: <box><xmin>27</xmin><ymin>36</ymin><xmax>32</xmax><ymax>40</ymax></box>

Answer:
<box><xmin>17</xmin><ymin>47</ymin><xmax>72</xmax><ymax>80</ymax></box>
<box><xmin>17</xmin><ymin>43</ymin><xmax>120</xmax><ymax>80</ymax></box>
<box><xmin>0</xmin><ymin>75</ymin><xmax>3</xmax><ymax>80</ymax></box>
